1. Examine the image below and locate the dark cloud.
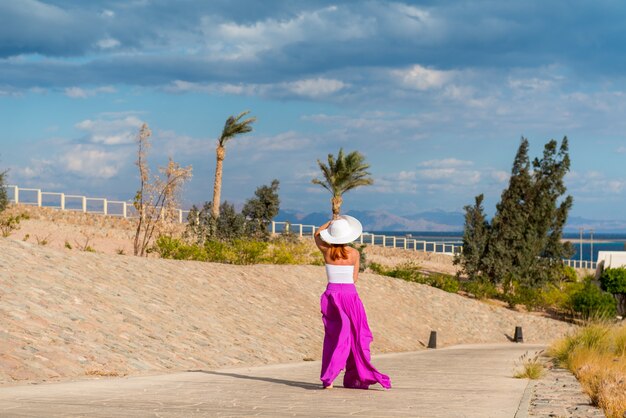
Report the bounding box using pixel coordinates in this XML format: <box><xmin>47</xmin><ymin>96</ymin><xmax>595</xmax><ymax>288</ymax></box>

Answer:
<box><xmin>2</xmin><ymin>0</ymin><xmax>626</xmax><ymax>92</ymax></box>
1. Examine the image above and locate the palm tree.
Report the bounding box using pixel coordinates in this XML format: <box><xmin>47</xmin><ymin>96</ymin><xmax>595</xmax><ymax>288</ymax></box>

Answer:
<box><xmin>211</xmin><ymin>111</ymin><xmax>256</xmax><ymax>220</ymax></box>
<box><xmin>311</xmin><ymin>148</ymin><xmax>374</xmax><ymax>219</ymax></box>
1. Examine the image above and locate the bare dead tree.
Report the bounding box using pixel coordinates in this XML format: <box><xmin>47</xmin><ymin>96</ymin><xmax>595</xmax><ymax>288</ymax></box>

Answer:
<box><xmin>133</xmin><ymin>123</ymin><xmax>192</xmax><ymax>256</ymax></box>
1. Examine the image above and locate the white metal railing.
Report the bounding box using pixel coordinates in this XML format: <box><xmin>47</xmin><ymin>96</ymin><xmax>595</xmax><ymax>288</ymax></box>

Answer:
<box><xmin>4</xmin><ymin>184</ymin><xmax>191</xmax><ymax>223</ymax></box>
<box><xmin>2</xmin><ymin>184</ymin><xmax>600</xmax><ymax>265</ymax></box>
<box><xmin>270</xmin><ymin>221</ymin><xmax>463</xmax><ymax>255</ymax></box>
<box><xmin>563</xmin><ymin>259</ymin><xmax>597</xmax><ymax>270</ymax></box>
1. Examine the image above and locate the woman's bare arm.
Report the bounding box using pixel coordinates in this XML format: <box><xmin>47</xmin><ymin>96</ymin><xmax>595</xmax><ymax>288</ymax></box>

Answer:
<box><xmin>314</xmin><ymin>221</ymin><xmax>332</xmax><ymax>250</ymax></box>
<box><xmin>353</xmin><ymin>247</ymin><xmax>360</xmax><ymax>283</ymax></box>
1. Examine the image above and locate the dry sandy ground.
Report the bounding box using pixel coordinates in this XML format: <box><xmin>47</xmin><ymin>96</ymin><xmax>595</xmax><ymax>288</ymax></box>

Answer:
<box><xmin>0</xmin><ymin>205</ymin><xmax>578</xmax><ymax>386</ymax></box>
<box><xmin>0</xmin><ymin>235</ymin><xmax>576</xmax><ymax>386</ymax></box>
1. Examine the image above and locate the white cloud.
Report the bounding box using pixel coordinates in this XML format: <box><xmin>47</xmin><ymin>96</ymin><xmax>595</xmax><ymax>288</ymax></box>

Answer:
<box><xmin>96</xmin><ymin>38</ymin><xmax>120</xmax><ymax>49</ymax></box>
<box><xmin>419</xmin><ymin>158</ymin><xmax>473</xmax><ymax>168</ymax></box>
<box><xmin>283</xmin><ymin>78</ymin><xmax>346</xmax><ymax>98</ymax></box>
<box><xmin>393</xmin><ymin>65</ymin><xmax>453</xmax><ymax>90</ymax></box>
<box><xmin>567</xmin><ymin>170</ymin><xmax>626</xmax><ymax>195</ymax></box>
<box><xmin>64</xmin><ymin>86</ymin><xmax>117</xmax><ymax>99</ymax></box>
<box><xmin>617</xmin><ymin>146</ymin><xmax>626</xmax><ymax>154</ymax></box>
<box><xmin>75</xmin><ymin>115</ymin><xmax>143</xmax><ymax>145</ymax></box>
<box><xmin>202</xmin><ymin>5</ymin><xmax>372</xmax><ymax>60</ymax></box>
<box><xmin>165</xmin><ymin>78</ymin><xmax>345</xmax><ymax>99</ymax></box>
<box><xmin>490</xmin><ymin>170</ymin><xmax>509</xmax><ymax>183</ymax></box>
<box><xmin>508</xmin><ymin>77</ymin><xmax>553</xmax><ymax>92</ymax></box>
<box><xmin>60</xmin><ymin>145</ymin><xmax>122</xmax><ymax>178</ymax></box>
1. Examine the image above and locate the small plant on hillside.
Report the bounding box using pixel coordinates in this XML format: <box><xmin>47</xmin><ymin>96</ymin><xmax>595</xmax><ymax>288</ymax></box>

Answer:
<box><xmin>64</xmin><ymin>240</ymin><xmax>73</xmax><ymax>250</ymax></box>
<box><xmin>0</xmin><ymin>212</ymin><xmax>29</xmax><ymax>237</ymax></box>
<box><xmin>513</xmin><ymin>350</ymin><xmax>545</xmax><ymax>379</ymax></box>
<box><xmin>35</xmin><ymin>234</ymin><xmax>51</xmax><ymax>246</ymax></box>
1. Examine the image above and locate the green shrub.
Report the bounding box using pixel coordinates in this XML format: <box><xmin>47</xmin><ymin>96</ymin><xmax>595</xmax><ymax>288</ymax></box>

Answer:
<box><xmin>153</xmin><ymin>236</ymin><xmax>208</xmax><ymax>261</ymax></box>
<box><xmin>428</xmin><ymin>273</ymin><xmax>460</xmax><ymax>293</ymax></box>
<box><xmin>265</xmin><ymin>238</ymin><xmax>311</xmax><ymax>264</ymax></box>
<box><xmin>501</xmin><ymin>282</ymin><xmax>545</xmax><ymax>310</ymax></box>
<box><xmin>460</xmin><ymin>279</ymin><xmax>499</xmax><ymax>299</ymax></box>
<box><xmin>570</xmin><ymin>280</ymin><xmax>617</xmax><ymax>319</ymax></box>
<box><xmin>370</xmin><ymin>262</ymin><xmax>426</xmax><ymax>283</ymax></box>
<box><xmin>229</xmin><ymin>239</ymin><xmax>268</xmax><ymax>265</ymax></box>
<box><xmin>600</xmin><ymin>268</ymin><xmax>626</xmax><ymax>295</ymax></box>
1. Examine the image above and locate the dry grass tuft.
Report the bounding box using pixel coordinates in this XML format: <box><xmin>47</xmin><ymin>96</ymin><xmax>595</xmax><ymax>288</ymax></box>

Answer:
<box><xmin>549</xmin><ymin>321</ymin><xmax>626</xmax><ymax>418</ymax></box>
<box><xmin>513</xmin><ymin>350</ymin><xmax>545</xmax><ymax>379</ymax></box>
<box><xmin>85</xmin><ymin>369</ymin><xmax>123</xmax><ymax>377</ymax></box>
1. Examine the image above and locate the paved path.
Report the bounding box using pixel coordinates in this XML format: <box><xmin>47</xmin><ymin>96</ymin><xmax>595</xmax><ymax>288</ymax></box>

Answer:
<box><xmin>0</xmin><ymin>344</ymin><xmax>544</xmax><ymax>417</ymax></box>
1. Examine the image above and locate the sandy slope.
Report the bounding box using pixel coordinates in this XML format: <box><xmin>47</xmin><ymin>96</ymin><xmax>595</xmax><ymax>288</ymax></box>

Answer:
<box><xmin>0</xmin><ymin>237</ymin><xmax>575</xmax><ymax>385</ymax></box>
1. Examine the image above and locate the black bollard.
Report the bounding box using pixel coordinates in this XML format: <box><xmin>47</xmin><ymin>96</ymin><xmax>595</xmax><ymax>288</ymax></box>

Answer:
<box><xmin>514</xmin><ymin>326</ymin><xmax>524</xmax><ymax>343</ymax></box>
<box><xmin>428</xmin><ymin>331</ymin><xmax>437</xmax><ymax>349</ymax></box>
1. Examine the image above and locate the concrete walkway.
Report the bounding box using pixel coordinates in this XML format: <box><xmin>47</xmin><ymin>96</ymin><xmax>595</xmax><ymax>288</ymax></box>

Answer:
<box><xmin>0</xmin><ymin>344</ymin><xmax>544</xmax><ymax>417</ymax></box>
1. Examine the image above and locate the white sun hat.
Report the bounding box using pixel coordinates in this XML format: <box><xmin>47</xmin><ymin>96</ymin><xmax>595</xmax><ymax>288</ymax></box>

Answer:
<box><xmin>319</xmin><ymin>215</ymin><xmax>363</xmax><ymax>244</ymax></box>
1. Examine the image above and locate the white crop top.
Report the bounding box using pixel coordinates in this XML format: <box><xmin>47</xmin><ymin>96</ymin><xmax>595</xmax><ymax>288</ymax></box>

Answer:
<box><xmin>325</xmin><ymin>264</ymin><xmax>355</xmax><ymax>284</ymax></box>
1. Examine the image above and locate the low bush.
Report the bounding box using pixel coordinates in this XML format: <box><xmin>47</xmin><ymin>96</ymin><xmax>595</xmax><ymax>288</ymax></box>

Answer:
<box><xmin>600</xmin><ymin>267</ymin><xmax>626</xmax><ymax>317</ymax></box>
<box><xmin>370</xmin><ymin>262</ymin><xmax>460</xmax><ymax>293</ymax></box>
<box><xmin>569</xmin><ymin>280</ymin><xmax>617</xmax><ymax>319</ymax></box>
<box><xmin>153</xmin><ymin>235</ymin><xmax>319</xmax><ymax>266</ymax></box>
<box><xmin>459</xmin><ymin>279</ymin><xmax>499</xmax><ymax>299</ymax></box>
<box><xmin>369</xmin><ymin>262</ymin><xmax>426</xmax><ymax>283</ymax></box>
<box><xmin>428</xmin><ymin>273</ymin><xmax>460</xmax><ymax>293</ymax></box>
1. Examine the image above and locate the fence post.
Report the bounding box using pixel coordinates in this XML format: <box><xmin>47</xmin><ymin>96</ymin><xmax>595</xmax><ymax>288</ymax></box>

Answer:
<box><xmin>404</xmin><ymin>238</ymin><xmax>407</xmax><ymax>250</ymax></box>
<box><xmin>82</xmin><ymin>197</ymin><xmax>87</xmax><ymax>213</ymax></box>
<box><xmin>60</xmin><ymin>193</ymin><xmax>65</xmax><ymax>210</ymax></box>
<box><xmin>271</xmin><ymin>221</ymin><xmax>276</xmax><ymax>234</ymax></box>
<box><xmin>382</xmin><ymin>236</ymin><xmax>386</xmax><ymax>247</ymax></box>
<box><xmin>37</xmin><ymin>189</ymin><xmax>42</xmax><ymax>207</ymax></box>
<box><xmin>103</xmin><ymin>199</ymin><xmax>108</xmax><ymax>215</ymax></box>
<box><xmin>371</xmin><ymin>234</ymin><xmax>375</xmax><ymax>245</ymax></box>
<box><xmin>123</xmin><ymin>202</ymin><xmax>127</xmax><ymax>218</ymax></box>
<box><xmin>392</xmin><ymin>236</ymin><xmax>396</xmax><ymax>248</ymax></box>
<box><xmin>299</xmin><ymin>224</ymin><xmax>303</xmax><ymax>238</ymax></box>
<box><xmin>179</xmin><ymin>209</ymin><xmax>183</xmax><ymax>224</ymax></box>
<box><xmin>13</xmin><ymin>186</ymin><xmax>19</xmax><ymax>204</ymax></box>
<box><xmin>359</xmin><ymin>234</ymin><xmax>363</xmax><ymax>244</ymax></box>
<box><xmin>413</xmin><ymin>239</ymin><xmax>417</xmax><ymax>251</ymax></box>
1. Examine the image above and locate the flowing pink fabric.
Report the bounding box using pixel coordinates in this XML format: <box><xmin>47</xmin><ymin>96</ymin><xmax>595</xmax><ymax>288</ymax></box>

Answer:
<box><xmin>320</xmin><ymin>283</ymin><xmax>392</xmax><ymax>389</ymax></box>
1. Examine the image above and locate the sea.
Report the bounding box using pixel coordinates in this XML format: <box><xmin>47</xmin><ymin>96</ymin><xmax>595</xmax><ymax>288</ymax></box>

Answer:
<box><xmin>368</xmin><ymin>231</ymin><xmax>626</xmax><ymax>262</ymax></box>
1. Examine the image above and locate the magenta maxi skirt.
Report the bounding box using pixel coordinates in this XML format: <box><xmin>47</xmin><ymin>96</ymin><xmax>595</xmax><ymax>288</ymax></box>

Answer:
<box><xmin>320</xmin><ymin>283</ymin><xmax>392</xmax><ymax>389</ymax></box>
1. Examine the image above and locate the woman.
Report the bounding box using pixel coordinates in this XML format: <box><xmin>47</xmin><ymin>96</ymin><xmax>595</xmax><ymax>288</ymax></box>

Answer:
<box><xmin>314</xmin><ymin>215</ymin><xmax>392</xmax><ymax>390</ymax></box>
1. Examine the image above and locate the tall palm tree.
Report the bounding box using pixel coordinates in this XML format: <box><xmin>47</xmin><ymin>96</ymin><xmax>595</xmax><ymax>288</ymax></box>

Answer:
<box><xmin>311</xmin><ymin>148</ymin><xmax>374</xmax><ymax>219</ymax></box>
<box><xmin>211</xmin><ymin>111</ymin><xmax>256</xmax><ymax>220</ymax></box>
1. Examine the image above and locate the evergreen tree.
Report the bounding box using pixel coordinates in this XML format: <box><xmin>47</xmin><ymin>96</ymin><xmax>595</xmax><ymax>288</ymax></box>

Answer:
<box><xmin>483</xmin><ymin>138</ymin><xmax>533</xmax><ymax>285</ymax></box>
<box><xmin>465</xmin><ymin>137</ymin><xmax>573</xmax><ymax>289</ymax></box>
<box><xmin>242</xmin><ymin>179</ymin><xmax>280</xmax><ymax>240</ymax></box>
<box><xmin>455</xmin><ymin>194</ymin><xmax>489</xmax><ymax>280</ymax></box>
<box><xmin>0</xmin><ymin>169</ymin><xmax>7</xmax><ymax>213</ymax></box>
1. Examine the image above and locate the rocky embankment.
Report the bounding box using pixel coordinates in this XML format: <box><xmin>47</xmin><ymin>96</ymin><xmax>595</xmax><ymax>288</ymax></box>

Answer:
<box><xmin>0</xmin><ymin>237</ymin><xmax>576</xmax><ymax>385</ymax></box>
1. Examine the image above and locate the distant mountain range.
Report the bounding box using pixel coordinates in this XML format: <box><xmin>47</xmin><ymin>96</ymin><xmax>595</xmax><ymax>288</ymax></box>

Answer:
<box><xmin>276</xmin><ymin>210</ymin><xmax>626</xmax><ymax>233</ymax></box>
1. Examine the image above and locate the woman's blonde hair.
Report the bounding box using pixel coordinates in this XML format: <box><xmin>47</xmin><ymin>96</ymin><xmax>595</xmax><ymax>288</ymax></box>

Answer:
<box><xmin>329</xmin><ymin>244</ymin><xmax>349</xmax><ymax>261</ymax></box>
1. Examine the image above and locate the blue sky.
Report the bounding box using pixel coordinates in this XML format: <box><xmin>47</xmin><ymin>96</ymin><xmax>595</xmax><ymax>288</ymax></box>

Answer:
<box><xmin>1</xmin><ymin>0</ymin><xmax>625</xmax><ymax>219</ymax></box>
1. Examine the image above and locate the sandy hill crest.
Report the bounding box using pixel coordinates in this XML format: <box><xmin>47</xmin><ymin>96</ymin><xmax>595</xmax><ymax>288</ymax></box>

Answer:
<box><xmin>0</xmin><ymin>238</ymin><xmax>574</xmax><ymax>385</ymax></box>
